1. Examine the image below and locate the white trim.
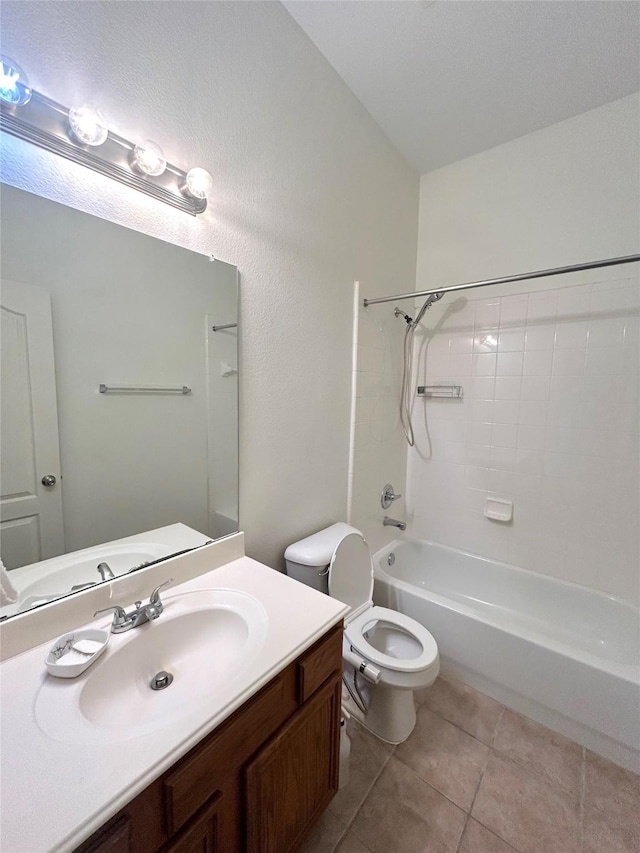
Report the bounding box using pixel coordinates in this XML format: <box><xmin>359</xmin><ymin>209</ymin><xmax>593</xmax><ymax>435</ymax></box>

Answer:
<box><xmin>346</xmin><ymin>280</ymin><xmax>360</xmax><ymax>523</ymax></box>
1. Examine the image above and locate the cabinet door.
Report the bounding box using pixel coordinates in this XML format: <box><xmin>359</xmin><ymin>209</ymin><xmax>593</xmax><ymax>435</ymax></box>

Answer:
<box><xmin>245</xmin><ymin>675</ymin><xmax>341</xmax><ymax>853</ymax></box>
<box><xmin>163</xmin><ymin>794</ymin><xmax>222</xmax><ymax>853</ymax></box>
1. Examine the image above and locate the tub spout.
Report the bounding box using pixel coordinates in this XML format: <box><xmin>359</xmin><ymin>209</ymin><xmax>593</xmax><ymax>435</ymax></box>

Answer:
<box><xmin>383</xmin><ymin>516</ymin><xmax>406</xmax><ymax>531</ymax></box>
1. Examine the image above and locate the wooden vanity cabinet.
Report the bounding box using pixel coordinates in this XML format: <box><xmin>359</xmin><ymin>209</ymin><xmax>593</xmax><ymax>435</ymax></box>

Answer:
<box><xmin>76</xmin><ymin>623</ymin><xmax>342</xmax><ymax>853</ymax></box>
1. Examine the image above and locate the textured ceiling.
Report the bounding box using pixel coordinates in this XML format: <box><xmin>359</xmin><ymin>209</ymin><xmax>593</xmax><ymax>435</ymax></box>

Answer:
<box><xmin>283</xmin><ymin>1</ymin><xmax>640</xmax><ymax>174</ymax></box>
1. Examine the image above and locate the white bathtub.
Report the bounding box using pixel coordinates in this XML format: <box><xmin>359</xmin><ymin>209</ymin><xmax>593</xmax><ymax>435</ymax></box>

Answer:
<box><xmin>373</xmin><ymin>539</ymin><xmax>640</xmax><ymax>772</ymax></box>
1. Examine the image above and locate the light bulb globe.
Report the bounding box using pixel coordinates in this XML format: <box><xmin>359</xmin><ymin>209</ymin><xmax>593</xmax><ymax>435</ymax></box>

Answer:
<box><xmin>0</xmin><ymin>56</ymin><xmax>32</xmax><ymax>106</ymax></box>
<box><xmin>68</xmin><ymin>104</ymin><xmax>109</xmax><ymax>146</ymax></box>
<box><xmin>131</xmin><ymin>140</ymin><xmax>167</xmax><ymax>177</ymax></box>
<box><xmin>184</xmin><ymin>167</ymin><xmax>212</xmax><ymax>201</ymax></box>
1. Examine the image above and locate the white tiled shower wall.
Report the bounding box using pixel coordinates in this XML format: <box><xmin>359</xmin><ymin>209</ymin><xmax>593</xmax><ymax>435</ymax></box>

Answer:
<box><xmin>406</xmin><ymin>273</ymin><xmax>640</xmax><ymax>604</ymax></box>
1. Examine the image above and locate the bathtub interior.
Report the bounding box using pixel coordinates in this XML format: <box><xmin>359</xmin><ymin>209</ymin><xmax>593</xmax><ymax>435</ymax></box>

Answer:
<box><xmin>373</xmin><ymin>538</ymin><xmax>640</xmax><ymax>772</ymax></box>
<box><xmin>377</xmin><ymin>540</ymin><xmax>640</xmax><ymax>669</ymax></box>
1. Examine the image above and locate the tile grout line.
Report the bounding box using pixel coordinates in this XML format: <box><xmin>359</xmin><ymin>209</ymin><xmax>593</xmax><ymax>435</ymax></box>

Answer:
<box><xmin>487</xmin><ymin>702</ymin><xmax>585</xmax><ymax>801</ymax></box>
<box><xmin>331</xmin><ymin>734</ymin><xmax>395</xmax><ymax>853</ymax></box>
<box><xmin>421</xmin><ymin>693</ymin><xmax>506</xmax><ymax>750</ymax></box>
<box><xmin>425</xmin><ymin>685</ymin><xmax>595</xmax><ymax>801</ymax></box>
<box><xmin>456</xmin><ymin>703</ymin><xmax>507</xmax><ymax>853</ymax></box>
<box><xmin>454</xmin><ymin>814</ymin><xmax>471</xmax><ymax>853</ymax></box>
<box><xmin>327</xmin><ymin>715</ymin><xmax>395</xmax><ymax>853</ymax></box>
<box><xmin>464</xmin><ymin>705</ymin><xmax>530</xmax><ymax>853</ymax></box>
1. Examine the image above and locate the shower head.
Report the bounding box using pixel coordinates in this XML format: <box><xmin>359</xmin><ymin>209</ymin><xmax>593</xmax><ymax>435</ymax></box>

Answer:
<box><xmin>394</xmin><ymin>307</ymin><xmax>414</xmax><ymax>325</ymax></box>
<box><xmin>412</xmin><ymin>291</ymin><xmax>444</xmax><ymax>328</ymax></box>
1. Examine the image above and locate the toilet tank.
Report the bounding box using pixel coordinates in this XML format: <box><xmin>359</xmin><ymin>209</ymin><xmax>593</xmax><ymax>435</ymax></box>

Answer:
<box><xmin>284</xmin><ymin>522</ymin><xmax>362</xmax><ymax>593</ymax></box>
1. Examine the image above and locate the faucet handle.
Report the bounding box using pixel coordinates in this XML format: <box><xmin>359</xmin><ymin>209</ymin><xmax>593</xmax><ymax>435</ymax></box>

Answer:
<box><xmin>149</xmin><ymin>578</ymin><xmax>173</xmax><ymax>607</ymax></box>
<box><xmin>94</xmin><ymin>605</ymin><xmax>126</xmax><ymax>619</ymax></box>
<box><xmin>381</xmin><ymin>483</ymin><xmax>402</xmax><ymax>509</ymax></box>
<box><xmin>93</xmin><ymin>604</ymin><xmax>129</xmax><ymax>629</ymax></box>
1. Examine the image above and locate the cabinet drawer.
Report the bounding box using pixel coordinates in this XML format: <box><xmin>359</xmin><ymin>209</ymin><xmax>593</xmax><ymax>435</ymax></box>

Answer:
<box><xmin>162</xmin><ymin>793</ymin><xmax>222</xmax><ymax>853</ymax></box>
<box><xmin>75</xmin><ymin>815</ymin><xmax>131</xmax><ymax>853</ymax></box>
<box><xmin>163</xmin><ymin>673</ymin><xmax>291</xmax><ymax>835</ymax></box>
<box><xmin>297</xmin><ymin>622</ymin><xmax>342</xmax><ymax>704</ymax></box>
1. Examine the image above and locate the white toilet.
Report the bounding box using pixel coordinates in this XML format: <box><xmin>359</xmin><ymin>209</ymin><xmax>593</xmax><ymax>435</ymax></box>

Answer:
<box><xmin>285</xmin><ymin>523</ymin><xmax>439</xmax><ymax>743</ymax></box>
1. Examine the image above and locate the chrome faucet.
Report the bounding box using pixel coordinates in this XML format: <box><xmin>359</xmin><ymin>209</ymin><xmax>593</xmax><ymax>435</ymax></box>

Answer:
<box><xmin>97</xmin><ymin>562</ymin><xmax>115</xmax><ymax>581</ymax></box>
<box><xmin>383</xmin><ymin>516</ymin><xmax>406</xmax><ymax>531</ymax></box>
<box><xmin>94</xmin><ymin>579</ymin><xmax>173</xmax><ymax>633</ymax></box>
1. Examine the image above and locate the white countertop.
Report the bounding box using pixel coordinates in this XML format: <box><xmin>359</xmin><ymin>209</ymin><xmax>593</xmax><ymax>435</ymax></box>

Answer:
<box><xmin>0</xmin><ymin>556</ymin><xmax>348</xmax><ymax>853</ymax></box>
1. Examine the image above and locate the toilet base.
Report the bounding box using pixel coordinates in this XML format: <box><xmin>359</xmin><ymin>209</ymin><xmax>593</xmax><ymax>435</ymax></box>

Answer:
<box><xmin>344</xmin><ymin>682</ymin><xmax>419</xmax><ymax>744</ymax></box>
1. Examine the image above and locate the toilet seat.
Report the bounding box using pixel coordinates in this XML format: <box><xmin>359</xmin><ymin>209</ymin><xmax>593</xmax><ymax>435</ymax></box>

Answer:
<box><xmin>327</xmin><ymin>532</ymin><xmax>374</xmax><ymax>620</ymax></box>
<box><xmin>326</xmin><ymin>532</ymin><xmax>438</xmax><ymax>675</ymax></box>
<box><xmin>345</xmin><ymin>605</ymin><xmax>439</xmax><ymax>673</ymax></box>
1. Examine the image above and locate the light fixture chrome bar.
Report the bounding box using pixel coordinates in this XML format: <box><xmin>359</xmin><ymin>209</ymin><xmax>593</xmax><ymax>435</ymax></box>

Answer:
<box><xmin>362</xmin><ymin>254</ymin><xmax>640</xmax><ymax>308</ymax></box>
<box><xmin>211</xmin><ymin>322</ymin><xmax>237</xmax><ymax>331</ymax></box>
<box><xmin>0</xmin><ymin>91</ymin><xmax>206</xmax><ymax>216</ymax></box>
<box><xmin>99</xmin><ymin>384</ymin><xmax>192</xmax><ymax>395</ymax></box>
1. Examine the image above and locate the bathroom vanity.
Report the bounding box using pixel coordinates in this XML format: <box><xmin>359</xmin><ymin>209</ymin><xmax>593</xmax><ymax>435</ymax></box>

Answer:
<box><xmin>78</xmin><ymin>623</ymin><xmax>342</xmax><ymax>853</ymax></box>
<box><xmin>0</xmin><ymin>534</ymin><xmax>349</xmax><ymax>852</ymax></box>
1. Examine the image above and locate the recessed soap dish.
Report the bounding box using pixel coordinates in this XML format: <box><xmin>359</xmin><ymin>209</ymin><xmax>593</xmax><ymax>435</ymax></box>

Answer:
<box><xmin>484</xmin><ymin>497</ymin><xmax>513</xmax><ymax>523</ymax></box>
<box><xmin>45</xmin><ymin>628</ymin><xmax>110</xmax><ymax>678</ymax></box>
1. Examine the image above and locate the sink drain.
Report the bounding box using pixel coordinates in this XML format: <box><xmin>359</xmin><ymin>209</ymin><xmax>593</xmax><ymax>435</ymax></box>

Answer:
<box><xmin>150</xmin><ymin>670</ymin><xmax>173</xmax><ymax>690</ymax></box>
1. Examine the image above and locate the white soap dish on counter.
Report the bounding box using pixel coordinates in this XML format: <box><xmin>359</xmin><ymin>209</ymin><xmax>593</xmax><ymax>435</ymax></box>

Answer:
<box><xmin>45</xmin><ymin>628</ymin><xmax>110</xmax><ymax>678</ymax></box>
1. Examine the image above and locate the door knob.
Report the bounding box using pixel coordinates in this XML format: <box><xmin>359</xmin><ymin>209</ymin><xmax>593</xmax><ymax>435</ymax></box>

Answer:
<box><xmin>41</xmin><ymin>475</ymin><xmax>57</xmax><ymax>487</ymax></box>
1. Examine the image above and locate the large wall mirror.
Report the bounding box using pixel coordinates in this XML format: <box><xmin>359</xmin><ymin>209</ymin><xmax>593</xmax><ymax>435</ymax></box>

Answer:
<box><xmin>0</xmin><ymin>184</ymin><xmax>238</xmax><ymax>618</ymax></box>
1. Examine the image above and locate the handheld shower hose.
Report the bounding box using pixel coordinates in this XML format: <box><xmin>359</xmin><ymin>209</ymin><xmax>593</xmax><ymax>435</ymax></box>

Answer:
<box><xmin>397</xmin><ymin>292</ymin><xmax>444</xmax><ymax>446</ymax></box>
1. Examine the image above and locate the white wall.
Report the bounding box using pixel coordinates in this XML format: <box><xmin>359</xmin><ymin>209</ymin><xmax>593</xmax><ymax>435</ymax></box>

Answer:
<box><xmin>410</xmin><ymin>94</ymin><xmax>640</xmax><ymax>602</ymax></box>
<box><xmin>0</xmin><ymin>1</ymin><xmax>419</xmax><ymax>568</ymax></box>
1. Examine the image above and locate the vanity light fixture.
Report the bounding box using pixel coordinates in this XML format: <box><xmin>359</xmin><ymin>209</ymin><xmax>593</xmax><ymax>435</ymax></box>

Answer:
<box><xmin>68</xmin><ymin>104</ymin><xmax>109</xmax><ymax>146</ymax></box>
<box><xmin>184</xmin><ymin>166</ymin><xmax>213</xmax><ymax>200</ymax></box>
<box><xmin>0</xmin><ymin>56</ymin><xmax>31</xmax><ymax>106</ymax></box>
<box><xmin>131</xmin><ymin>139</ymin><xmax>167</xmax><ymax>177</ymax></box>
<box><xmin>0</xmin><ymin>55</ymin><xmax>211</xmax><ymax>215</ymax></box>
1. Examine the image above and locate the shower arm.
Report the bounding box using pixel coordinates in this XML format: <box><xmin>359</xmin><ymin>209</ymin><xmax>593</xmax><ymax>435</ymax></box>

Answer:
<box><xmin>363</xmin><ymin>254</ymin><xmax>640</xmax><ymax>308</ymax></box>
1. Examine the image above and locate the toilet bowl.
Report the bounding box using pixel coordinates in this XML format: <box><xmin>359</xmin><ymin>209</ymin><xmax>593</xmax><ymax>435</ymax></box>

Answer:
<box><xmin>285</xmin><ymin>523</ymin><xmax>439</xmax><ymax>743</ymax></box>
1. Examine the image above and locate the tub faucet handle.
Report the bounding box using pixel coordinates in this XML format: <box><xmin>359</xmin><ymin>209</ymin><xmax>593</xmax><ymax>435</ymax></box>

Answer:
<box><xmin>381</xmin><ymin>484</ymin><xmax>402</xmax><ymax>509</ymax></box>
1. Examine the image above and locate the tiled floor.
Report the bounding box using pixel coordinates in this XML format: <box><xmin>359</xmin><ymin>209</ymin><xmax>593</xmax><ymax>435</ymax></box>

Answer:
<box><xmin>299</xmin><ymin>675</ymin><xmax>640</xmax><ymax>853</ymax></box>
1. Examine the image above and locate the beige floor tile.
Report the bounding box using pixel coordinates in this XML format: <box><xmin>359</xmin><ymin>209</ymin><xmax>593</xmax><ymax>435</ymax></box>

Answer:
<box><xmin>491</xmin><ymin>708</ymin><xmax>583</xmax><ymax>795</ymax></box>
<box><xmin>583</xmin><ymin>805</ymin><xmax>640</xmax><ymax>853</ymax></box>
<box><xmin>298</xmin><ymin>809</ymin><xmax>348</xmax><ymax>853</ymax></box>
<box><xmin>459</xmin><ymin>819</ymin><xmax>519</xmax><ymax>853</ymax></box>
<box><xmin>335</xmin><ymin>831</ymin><xmax>373</xmax><ymax>853</ymax></box>
<box><xmin>422</xmin><ymin>677</ymin><xmax>504</xmax><ymax>744</ymax></box>
<box><xmin>351</xmin><ymin>756</ymin><xmax>466</xmax><ymax>853</ymax></box>
<box><xmin>471</xmin><ymin>753</ymin><xmax>580</xmax><ymax>853</ymax></box>
<box><xmin>584</xmin><ymin>750</ymin><xmax>640</xmax><ymax>831</ymax></box>
<box><xmin>395</xmin><ymin>705</ymin><xmax>489</xmax><ymax>810</ymax></box>
<box><xmin>327</xmin><ymin>719</ymin><xmax>392</xmax><ymax>826</ymax></box>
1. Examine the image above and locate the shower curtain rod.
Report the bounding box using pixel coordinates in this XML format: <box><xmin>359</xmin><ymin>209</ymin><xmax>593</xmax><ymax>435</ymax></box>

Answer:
<box><xmin>362</xmin><ymin>254</ymin><xmax>640</xmax><ymax>308</ymax></box>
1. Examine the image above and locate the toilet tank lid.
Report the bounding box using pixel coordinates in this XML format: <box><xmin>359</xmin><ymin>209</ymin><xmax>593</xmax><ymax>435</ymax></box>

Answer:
<box><xmin>284</xmin><ymin>522</ymin><xmax>363</xmax><ymax>566</ymax></box>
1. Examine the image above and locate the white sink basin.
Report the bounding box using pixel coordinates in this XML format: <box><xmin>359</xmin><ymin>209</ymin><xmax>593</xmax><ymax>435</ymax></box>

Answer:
<box><xmin>35</xmin><ymin>589</ymin><xmax>268</xmax><ymax>744</ymax></box>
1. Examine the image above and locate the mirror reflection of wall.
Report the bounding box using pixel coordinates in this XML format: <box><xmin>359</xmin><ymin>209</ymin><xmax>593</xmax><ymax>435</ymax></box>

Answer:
<box><xmin>1</xmin><ymin>184</ymin><xmax>238</xmax><ymax>580</ymax></box>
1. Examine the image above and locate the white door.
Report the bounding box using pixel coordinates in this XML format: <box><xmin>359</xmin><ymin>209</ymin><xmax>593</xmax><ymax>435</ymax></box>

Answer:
<box><xmin>1</xmin><ymin>279</ymin><xmax>64</xmax><ymax>568</ymax></box>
